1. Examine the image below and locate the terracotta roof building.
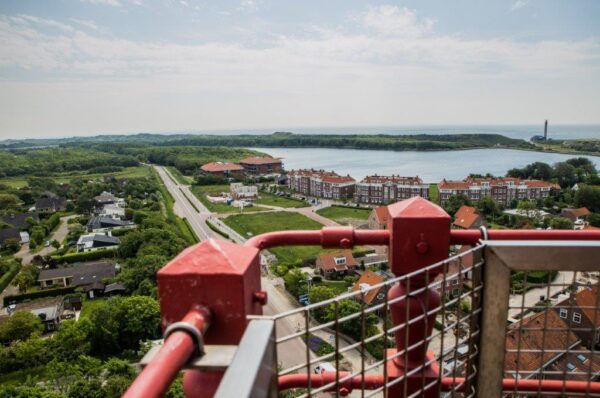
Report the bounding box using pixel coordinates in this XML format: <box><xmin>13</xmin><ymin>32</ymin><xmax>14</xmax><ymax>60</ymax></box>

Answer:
<box><xmin>560</xmin><ymin>207</ymin><xmax>591</xmax><ymax>222</ymax></box>
<box><xmin>553</xmin><ymin>285</ymin><xmax>600</xmax><ymax>350</ymax></box>
<box><xmin>505</xmin><ymin>310</ymin><xmax>580</xmax><ymax>380</ymax></box>
<box><xmin>452</xmin><ymin>205</ymin><xmax>485</xmax><ymax>230</ymax></box>
<box><xmin>368</xmin><ymin>206</ymin><xmax>390</xmax><ymax>230</ymax></box>
<box><xmin>354</xmin><ymin>175</ymin><xmax>429</xmax><ymax>205</ymax></box>
<box><xmin>238</xmin><ymin>157</ymin><xmax>282</xmax><ymax>175</ymax></box>
<box><xmin>438</xmin><ymin>177</ymin><xmax>559</xmax><ymax>206</ymax></box>
<box><xmin>200</xmin><ymin>162</ymin><xmax>245</xmax><ymax>179</ymax></box>
<box><xmin>351</xmin><ymin>270</ymin><xmax>388</xmax><ymax>306</ymax></box>
<box><xmin>287</xmin><ymin>169</ymin><xmax>355</xmax><ymax>200</ymax></box>
<box><xmin>316</xmin><ymin>250</ymin><xmax>358</xmax><ymax>278</ymax></box>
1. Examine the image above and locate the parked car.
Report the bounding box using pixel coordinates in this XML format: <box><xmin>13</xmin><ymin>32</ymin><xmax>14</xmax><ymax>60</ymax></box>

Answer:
<box><xmin>314</xmin><ymin>362</ymin><xmax>336</xmax><ymax>374</ymax></box>
<box><xmin>44</xmin><ymin>241</ymin><xmax>51</xmax><ymax>247</ymax></box>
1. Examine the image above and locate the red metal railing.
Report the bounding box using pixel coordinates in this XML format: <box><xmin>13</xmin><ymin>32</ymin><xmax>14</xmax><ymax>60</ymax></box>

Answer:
<box><xmin>124</xmin><ymin>197</ymin><xmax>600</xmax><ymax>397</ymax></box>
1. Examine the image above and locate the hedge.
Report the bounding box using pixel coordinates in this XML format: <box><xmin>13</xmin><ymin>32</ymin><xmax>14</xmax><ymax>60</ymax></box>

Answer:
<box><xmin>52</xmin><ymin>249</ymin><xmax>116</xmax><ymax>264</ymax></box>
<box><xmin>0</xmin><ymin>262</ymin><xmax>21</xmax><ymax>294</ymax></box>
<box><xmin>205</xmin><ymin>220</ymin><xmax>229</xmax><ymax>239</ymax></box>
<box><xmin>4</xmin><ymin>286</ymin><xmax>75</xmax><ymax>306</ymax></box>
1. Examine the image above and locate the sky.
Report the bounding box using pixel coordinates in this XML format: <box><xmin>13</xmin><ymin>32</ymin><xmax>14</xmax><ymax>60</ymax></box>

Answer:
<box><xmin>0</xmin><ymin>0</ymin><xmax>599</xmax><ymax>139</ymax></box>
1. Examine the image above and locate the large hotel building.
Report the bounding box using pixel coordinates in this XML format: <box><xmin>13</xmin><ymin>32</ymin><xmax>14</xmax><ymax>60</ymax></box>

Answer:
<box><xmin>438</xmin><ymin>177</ymin><xmax>559</xmax><ymax>206</ymax></box>
<box><xmin>287</xmin><ymin>169</ymin><xmax>356</xmax><ymax>200</ymax></box>
<box><xmin>354</xmin><ymin>175</ymin><xmax>429</xmax><ymax>204</ymax></box>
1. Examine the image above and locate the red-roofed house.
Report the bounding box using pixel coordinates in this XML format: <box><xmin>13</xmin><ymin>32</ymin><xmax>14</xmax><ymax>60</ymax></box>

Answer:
<box><xmin>238</xmin><ymin>157</ymin><xmax>282</xmax><ymax>175</ymax></box>
<box><xmin>560</xmin><ymin>207</ymin><xmax>591</xmax><ymax>223</ymax></box>
<box><xmin>351</xmin><ymin>270</ymin><xmax>388</xmax><ymax>306</ymax></box>
<box><xmin>368</xmin><ymin>206</ymin><xmax>389</xmax><ymax>230</ymax></box>
<box><xmin>200</xmin><ymin>162</ymin><xmax>245</xmax><ymax>179</ymax></box>
<box><xmin>287</xmin><ymin>169</ymin><xmax>355</xmax><ymax>200</ymax></box>
<box><xmin>452</xmin><ymin>205</ymin><xmax>485</xmax><ymax>229</ymax></box>
<box><xmin>354</xmin><ymin>175</ymin><xmax>429</xmax><ymax>204</ymax></box>
<box><xmin>554</xmin><ymin>285</ymin><xmax>600</xmax><ymax>350</ymax></box>
<box><xmin>316</xmin><ymin>250</ymin><xmax>358</xmax><ymax>278</ymax></box>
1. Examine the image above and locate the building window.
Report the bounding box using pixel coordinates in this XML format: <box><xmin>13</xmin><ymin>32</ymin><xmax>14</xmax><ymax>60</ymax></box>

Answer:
<box><xmin>577</xmin><ymin>354</ymin><xmax>587</xmax><ymax>363</ymax></box>
<box><xmin>452</xmin><ymin>288</ymin><xmax>460</xmax><ymax>297</ymax></box>
<box><xmin>334</xmin><ymin>257</ymin><xmax>346</xmax><ymax>266</ymax></box>
<box><xmin>559</xmin><ymin>308</ymin><xmax>568</xmax><ymax>319</ymax></box>
<box><xmin>566</xmin><ymin>362</ymin><xmax>576</xmax><ymax>371</ymax></box>
<box><xmin>573</xmin><ymin>312</ymin><xmax>582</xmax><ymax>324</ymax></box>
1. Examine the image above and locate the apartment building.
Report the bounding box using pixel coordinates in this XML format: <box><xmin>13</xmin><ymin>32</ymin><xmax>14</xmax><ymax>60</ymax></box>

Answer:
<box><xmin>354</xmin><ymin>175</ymin><xmax>429</xmax><ymax>205</ymax></box>
<box><xmin>438</xmin><ymin>177</ymin><xmax>559</xmax><ymax>206</ymax></box>
<box><xmin>287</xmin><ymin>169</ymin><xmax>355</xmax><ymax>200</ymax></box>
<box><xmin>238</xmin><ymin>157</ymin><xmax>282</xmax><ymax>175</ymax></box>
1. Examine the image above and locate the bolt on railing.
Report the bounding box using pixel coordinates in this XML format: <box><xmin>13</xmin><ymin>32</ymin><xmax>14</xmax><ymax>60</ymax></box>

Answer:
<box><xmin>124</xmin><ymin>197</ymin><xmax>600</xmax><ymax>398</ymax></box>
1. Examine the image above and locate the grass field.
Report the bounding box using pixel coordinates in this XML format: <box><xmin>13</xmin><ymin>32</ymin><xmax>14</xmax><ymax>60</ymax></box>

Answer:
<box><xmin>0</xmin><ymin>166</ymin><xmax>152</xmax><ymax>188</ymax></box>
<box><xmin>316</xmin><ymin>205</ymin><xmax>371</xmax><ymax>224</ymax></box>
<box><xmin>166</xmin><ymin>167</ymin><xmax>193</xmax><ymax>185</ymax></box>
<box><xmin>255</xmin><ymin>192</ymin><xmax>309</xmax><ymax>208</ymax></box>
<box><xmin>222</xmin><ymin>211</ymin><xmax>325</xmax><ymax>263</ymax></box>
<box><xmin>428</xmin><ymin>184</ymin><xmax>440</xmax><ymax>204</ymax></box>
<box><xmin>191</xmin><ymin>185</ymin><xmax>266</xmax><ymax>213</ymax></box>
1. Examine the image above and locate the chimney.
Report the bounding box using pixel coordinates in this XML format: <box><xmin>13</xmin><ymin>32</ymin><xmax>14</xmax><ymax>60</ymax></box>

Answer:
<box><xmin>544</xmin><ymin>120</ymin><xmax>548</xmax><ymax>140</ymax></box>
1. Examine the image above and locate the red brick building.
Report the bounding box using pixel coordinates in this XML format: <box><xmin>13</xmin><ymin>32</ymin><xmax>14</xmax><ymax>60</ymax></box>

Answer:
<box><xmin>354</xmin><ymin>175</ymin><xmax>429</xmax><ymax>204</ymax></box>
<box><xmin>316</xmin><ymin>250</ymin><xmax>358</xmax><ymax>278</ymax></box>
<box><xmin>200</xmin><ymin>162</ymin><xmax>245</xmax><ymax>179</ymax></box>
<box><xmin>287</xmin><ymin>169</ymin><xmax>355</xmax><ymax>200</ymax></box>
<box><xmin>438</xmin><ymin>177</ymin><xmax>559</xmax><ymax>206</ymax></box>
<box><xmin>238</xmin><ymin>157</ymin><xmax>282</xmax><ymax>175</ymax></box>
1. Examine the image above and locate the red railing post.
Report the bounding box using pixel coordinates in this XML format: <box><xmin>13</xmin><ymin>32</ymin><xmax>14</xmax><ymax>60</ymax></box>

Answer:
<box><xmin>386</xmin><ymin>197</ymin><xmax>451</xmax><ymax>397</ymax></box>
<box><xmin>156</xmin><ymin>239</ymin><xmax>263</xmax><ymax>397</ymax></box>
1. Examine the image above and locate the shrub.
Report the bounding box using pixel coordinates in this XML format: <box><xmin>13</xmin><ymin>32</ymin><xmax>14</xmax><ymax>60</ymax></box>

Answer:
<box><xmin>4</xmin><ymin>286</ymin><xmax>75</xmax><ymax>307</ymax></box>
<box><xmin>52</xmin><ymin>249</ymin><xmax>116</xmax><ymax>264</ymax></box>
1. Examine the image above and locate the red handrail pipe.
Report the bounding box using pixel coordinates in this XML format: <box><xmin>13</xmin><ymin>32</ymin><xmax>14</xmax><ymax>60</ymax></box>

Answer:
<box><xmin>244</xmin><ymin>227</ymin><xmax>600</xmax><ymax>251</ymax></box>
<box><xmin>123</xmin><ymin>306</ymin><xmax>211</xmax><ymax>398</ymax></box>
<box><xmin>278</xmin><ymin>373</ymin><xmax>600</xmax><ymax>395</ymax></box>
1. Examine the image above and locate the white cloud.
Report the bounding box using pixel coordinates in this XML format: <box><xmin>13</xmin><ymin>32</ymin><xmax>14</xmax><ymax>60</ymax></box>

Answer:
<box><xmin>80</xmin><ymin>0</ymin><xmax>122</xmax><ymax>6</ymax></box>
<box><xmin>237</xmin><ymin>0</ymin><xmax>258</xmax><ymax>12</ymax></box>
<box><xmin>362</xmin><ymin>5</ymin><xmax>434</xmax><ymax>38</ymax></box>
<box><xmin>511</xmin><ymin>0</ymin><xmax>529</xmax><ymax>11</ymax></box>
<box><xmin>70</xmin><ymin>18</ymin><xmax>99</xmax><ymax>31</ymax></box>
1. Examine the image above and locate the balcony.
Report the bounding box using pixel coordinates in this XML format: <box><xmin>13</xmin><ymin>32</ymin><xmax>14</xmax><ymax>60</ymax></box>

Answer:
<box><xmin>123</xmin><ymin>197</ymin><xmax>600</xmax><ymax>398</ymax></box>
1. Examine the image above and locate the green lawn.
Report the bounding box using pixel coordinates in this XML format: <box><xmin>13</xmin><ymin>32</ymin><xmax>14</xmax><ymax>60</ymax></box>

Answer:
<box><xmin>255</xmin><ymin>192</ymin><xmax>309</xmax><ymax>208</ymax></box>
<box><xmin>222</xmin><ymin>211</ymin><xmax>326</xmax><ymax>263</ymax></box>
<box><xmin>316</xmin><ymin>206</ymin><xmax>371</xmax><ymax>224</ymax></box>
<box><xmin>0</xmin><ymin>166</ymin><xmax>151</xmax><ymax>188</ymax></box>
<box><xmin>429</xmin><ymin>184</ymin><xmax>440</xmax><ymax>204</ymax></box>
<box><xmin>166</xmin><ymin>167</ymin><xmax>193</xmax><ymax>185</ymax></box>
<box><xmin>191</xmin><ymin>185</ymin><xmax>266</xmax><ymax>213</ymax></box>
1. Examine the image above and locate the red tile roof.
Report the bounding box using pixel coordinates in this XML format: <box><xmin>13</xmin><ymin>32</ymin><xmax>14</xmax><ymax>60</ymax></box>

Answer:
<box><xmin>438</xmin><ymin>180</ymin><xmax>470</xmax><ymax>190</ymax></box>
<box><xmin>453</xmin><ymin>205</ymin><xmax>482</xmax><ymax>229</ymax></box>
<box><xmin>360</xmin><ymin>175</ymin><xmax>423</xmax><ymax>185</ymax></box>
<box><xmin>201</xmin><ymin>162</ymin><xmax>244</xmax><ymax>172</ymax></box>
<box><xmin>239</xmin><ymin>156</ymin><xmax>282</xmax><ymax>165</ymax></box>
<box><xmin>439</xmin><ymin>177</ymin><xmax>559</xmax><ymax>190</ymax></box>
<box><xmin>351</xmin><ymin>270</ymin><xmax>386</xmax><ymax>305</ymax></box>
<box><xmin>372</xmin><ymin>206</ymin><xmax>389</xmax><ymax>227</ymax></box>
<box><xmin>562</xmin><ymin>207</ymin><xmax>591</xmax><ymax>218</ymax></box>
<box><xmin>571</xmin><ymin>285</ymin><xmax>600</xmax><ymax>328</ymax></box>
<box><xmin>288</xmin><ymin>169</ymin><xmax>355</xmax><ymax>184</ymax></box>
<box><xmin>317</xmin><ymin>250</ymin><xmax>357</xmax><ymax>272</ymax></box>
<box><xmin>504</xmin><ymin>310</ymin><xmax>580</xmax><ymax>376</ymax></box>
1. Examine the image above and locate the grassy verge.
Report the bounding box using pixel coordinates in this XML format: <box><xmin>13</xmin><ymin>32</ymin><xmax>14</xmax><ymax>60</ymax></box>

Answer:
<box><xmin>255</xmin><ymin>192</ymin><xmax>309</xmax><ymax>208</ymax></box>
<box><xmin>180</xmin><ymin>188</ymin><xmax>199</xmax><ymax>212</ymax></box>
<box><xmin>181</xmin><ymin>218</ymin><xmax>199</xmax><ymax>243</ymax></box>
<box><xmin>205</xmin><ymin>220</ymin><xmax>230</xmax><ymax>239</ymax></box>
<box><xmin>190</xmin><ymin>185</ymin><xmax>266</xmax><ymax>213</ymax></box>
<box><xmin>0</xmin><ymin>366</ymin><xmax>46</xmax><ymax>386</ymax></box>
<box><xmin>316</xmin><ymin>205</ymin><xmax>371</xmax><ymax>224</ymax></box>
<box><xmin>222</xmin><ymin>211</ymin><xmax>325</xmax><ymax>263</ymax></box>
<box><xmin>154</xmin><ymin>169</ymin><xmax>197</xmax><ymax>245</ymax></box>
<box><xmin>166</xmin><ymin>167</ymin><xmax>193</xmax><ymax>184</ymax></box>
<box><xmin>429</xmin><ymin>184</ymin><xmax>440</xmax><ymax>204</ymax></box>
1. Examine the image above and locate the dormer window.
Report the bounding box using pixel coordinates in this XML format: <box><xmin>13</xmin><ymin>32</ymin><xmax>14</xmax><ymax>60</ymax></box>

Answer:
<box><xmin>334</xmin><ymin>257</ymin><xmax>346</xmax><ymax>265</ymax></box>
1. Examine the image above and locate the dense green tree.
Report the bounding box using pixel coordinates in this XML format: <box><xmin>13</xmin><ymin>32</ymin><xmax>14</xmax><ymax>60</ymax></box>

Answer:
<box><xmin>554</xmin><ymin>162</ymin><xmax>578</xmax><ymax>188</ymax></box>
<box><xmin>550</xmin><ymin>217</ymin><xmax>574</xmax><ymax>230</ymax></box>
<box><xmin>589</xmin><ymin>213</ymin><xmax>600</xmax><ymax>228</ymax></box>
<box><xmin>477</xmin><ymin>196</ymin><xmax>499</xmax><ymax>218</ymax></box>
<box><xmin>50</xmin><ymin>319</ymin><xmax>92</xmax><ymax>361</ymax></box>
<box><xmin>444</xmin><ymin>195</ymin><xmax>471</xmax><ymax>215</ymax></box>
<box><xmin>308</xmin><ymin>286</ymin><xmax>337</xmax><ymax>322</ymax></box>
<box><xmin>0</xmin><ymin>193</ymin><xmax>21</xmax><ymax>211</ymax></box>
<box><xmin>284</xmin><ymin>269</ymin><xmax>308</xmax><ymax>297</ymax></box>
<box><xmin>575</xmin><ymin>185</ymin><xmax>600</xmax><ymax>212</ymax></box>
<box><xmin>0</xmin><ymin>312</ymin><xmax>44</xmax><ymax>343</ymax></box>
<box><xmin>516</xmin><ymin>200</ymin><xmax>536</xmax><ymax>219</ymax></box>
<box><xmin>117</xmin><ymin>296</ymin><xmax>161</xmax><ymax>350</ymax></box>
